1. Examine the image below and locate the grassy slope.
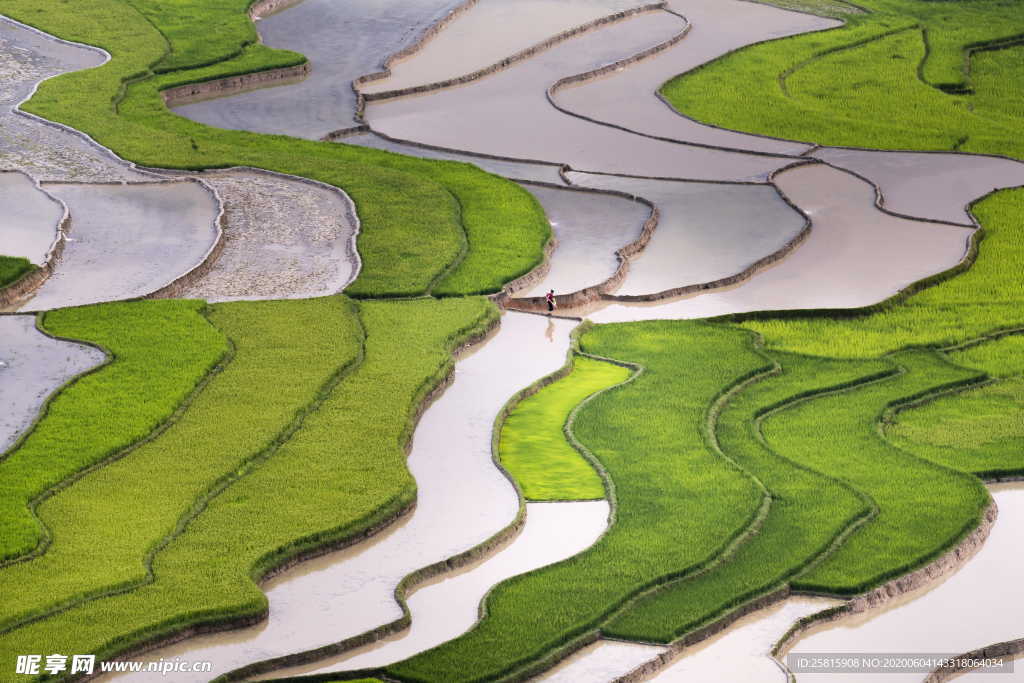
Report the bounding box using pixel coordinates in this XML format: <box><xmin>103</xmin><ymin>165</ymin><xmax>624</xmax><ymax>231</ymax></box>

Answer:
<box><xmin>499</xmin><ymin>355</ymin><xmax>628</xmax><ymax>501</ymax></box>
<box><xmin>2</xmin><ymin>0</ymin><xmax>550</xmax><ymax>297</ymax></box>
<box><xmin>0</xmin><ymin>256</ymin><xmax>35</xmax><ymax>288</ymax></box>
<box><xmin>662</xmin><ymin>0</ymin><xmax>1024</xmax><ymax>159</ymax></box>
<box><xmin>0</xmin><ymin>297</ymin><xmax>498</xmax><ymax>668</ymax></box>
<box><xmin>0</xmin><ymin>300</ymin><xmax>226</xmax><ymax>563</ymax></box>
<box><xmin>385</xmin><ymin>322</ymin><xmax>765</xmax><ymax>682</ymax></box>
<box><xmin>0</xmin><ymin>297</ymin><xmax>362</xmax><ymax>634</ymax></box>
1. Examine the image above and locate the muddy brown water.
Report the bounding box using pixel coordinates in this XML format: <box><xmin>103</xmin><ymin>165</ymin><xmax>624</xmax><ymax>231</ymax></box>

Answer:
<box><xmin>565</xmin><ymin>171</ymin><xmax>806</xmax><ymax>298</ymax></box>
<box><xmin>365</xmin><ymin>10</ymin><xmax>790</xmax><ymax>181</ymax></box>
<box><xmin>258</xmin><ymin>501</ymin><xmax>611</xmax><ymax>678</ymax></box>
<box><xmin>553</xmin><ymin>0</ymin><xmax>837</xmax><ymax>155</ymax></box>
<box><xmin>812</xmin><ymin>148</ymin><xmax>1024</xmax><ymax>226</ymax></box>
<box><xmin>172</xmin><ymin>0</ymin><xmax>467</xmax><ymax>139</ymax></box>
<box><xmin>102</xmin><ymin>312</ymin><xmax>579</xmax><ymax>682</ymax></box>
<box><xmin>536</xmin><ymin>640</ymin><xmax>669</xmax><ymax>682</ymax></box>
<box><xmin>515</xmin><ymin>183</ymin><xmax>651</xmax><ymax>297</ymax></box>
<box><xmin>19</xmin><ymin>182</ymin><xmax>219</xmax><ymax>311</ymax></box>
<box><xmin>786</xmin><ymin>484</ymin><xmax>1024</xmax><ymax>683</ymax></box>
<box><xmin>0</xmin><ymin>314</ymin><xmax>106</xmax><ymax>454</ymax></box>
<box><xmin>0</xmin><ymin>171</ymin><xmax>63</xmax><ymax>264</ymax></box>
<box><xmin>581</xmin><ymin>163</ymin><xmax>973</xmax><ymax>322</ymax></box>
<box><xmin>360</xmin><ymin>0</ymin><xmax>648</xmax><ymax>95</ymax></box>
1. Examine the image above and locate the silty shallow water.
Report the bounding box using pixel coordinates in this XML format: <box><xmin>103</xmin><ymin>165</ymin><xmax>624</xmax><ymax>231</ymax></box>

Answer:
<box><xmin>257</xmin><ymin>501</ymin><xmax>611</xmax><ymax>678</ymax></box>
<box><xmin>365</xmin><ymin>10</ymin><xmax>789</xmax><ymax>181</ymax></box>
<box><xmin>102</xmin><ymin>312</ymin><xmax>578</xmax><ymax>682</ymax></box>
<box><xmin>785</xmin><ymin>484</ymin><xmax>1024</xmax><ymax>683</ymax></box>
<box><xmin>565</xmin><ymin>171</ymin><xmax>806</xmax><ymax>298</ymax></box>
<box><xmin>582</xmin><ymin>163</ymin><xmax>973</xmax><ymax>322</ymax></box>
<box><xmin>0</xmin><ymin>314</ymin><xmax>106</xmax><ymax>454</ymax></box>
<box><xmin>811</xmin><ymin>147</ymin><xmax>1024</xmax><ymax>226</ymax></box>
<box><xmin>21</xmin><ymin>182</ymin><xmax>220</xmax><ymax>311</ymax></box>
<box><xmin>172</xmin><ymin>0</ymin><xmax>467</xmax><ymax>139</ymax></box>
<box><xmin>535</xmin><ymin>640</ymin><xmax>669</xmax><ymax>682</ymax></box>
<box><xmin>516</xmin><ymin>183</ymin><xmax>651</xmax><ymax>298</ymax></box>
<box><xmin>0</xmin><ymin>171</ymin><xmax>63</xmax><ymax>264</ymax></box>
<box><xmin>553</xmin><ymin>0</ymin><xmax>836</xmax><ymax>155</ymax></box>
<box><xmin>360</xmin><ymin>0</ymin><xmax>648</xmax><ymax>95</ymax></box>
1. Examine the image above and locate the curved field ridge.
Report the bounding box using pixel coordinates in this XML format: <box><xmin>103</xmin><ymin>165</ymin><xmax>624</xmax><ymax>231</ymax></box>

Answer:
<box><xmin>0</xmin><ymin>315</ymin><xmax>105</xmax><ymax>455</ymax></box>
<box><xmin>0</xmin><ymin>300</ymin><xmax>227</xmax><ymax>564</ymax></box>
<box><xmin>500</xmin><ymin>355</ymin><xmax>628</xmax><ymax>501</ymax></box>
<box><xmin>0</xmin><ymin>296</ymin><xmax>363</xmax><ymax>637</ymax></box>
<box><xmin>382</xmin><ymin>322</ymin><xmax>767</xmax><ymax>683</ymax></box>
<box><xmin>0</xmin><ymin>297</ymin><xmax>499</xmax><ymax>673</ymax></box>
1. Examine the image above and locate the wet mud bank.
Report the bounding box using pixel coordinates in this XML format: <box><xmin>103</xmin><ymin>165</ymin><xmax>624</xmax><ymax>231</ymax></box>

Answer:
<box><xmin>152</xmin><ymin>168</ymin><xmax>360</xmax><ymax>302</ymax></box>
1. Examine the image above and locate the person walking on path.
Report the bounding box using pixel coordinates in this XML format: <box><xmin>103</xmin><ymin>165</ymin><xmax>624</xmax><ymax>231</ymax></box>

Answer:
<box><xmin>545</xmin><ymin>289</ymin><xmax>556</xmax><ymax>314</ymax></box>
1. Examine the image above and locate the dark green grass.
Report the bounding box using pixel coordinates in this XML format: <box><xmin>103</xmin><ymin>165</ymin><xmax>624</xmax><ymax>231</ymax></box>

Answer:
<box><xmin>384</xmin><ymin>322</ymin><xmax>765</xmax><ymax>683</ymax></box>
<box><xmin>739</xmin><ymin>189</ymin><xmax>1024</xmax><ymax>358</ymax></box>
<box><xmin>499</xmin><ymin>355</ymin><xmax>629</xmax><ymax>501</ymax></box>
<box><xmin>603</xmin><ymin>349</ymin><xmax>875</xmax><ymax>643</ymax></box>
<box><xmin>0</xmin><ymin>297</ymin><xmax>498</xmax><ymax>669</ymax></box>
<box><xmin>0</xmin><ymin>296</ymin><xmax>362</xmax><ymax>634</ymax></box>
<box><xmin>2</xmin><ymin>0</ymin><xmax>550</xmax><ymax>297</ymax></box>
<box><xmin>0</xmin><ymin>256</ymin><xmax>35</xmax><ymax>288</ymax></box>
<box><xmin>0</xmin><ymin>300</ymin><xmax>226</xmax><ymax>564</ymax></box>
<box><xmin>661</xmin><ymin>0</ymin><xmax>1024</xmax><ymax>159</ymax></box>
<box><xmin>766</xmin><ymin>349</ymin><xmax>989</xmax><ymax>594</ymax></box>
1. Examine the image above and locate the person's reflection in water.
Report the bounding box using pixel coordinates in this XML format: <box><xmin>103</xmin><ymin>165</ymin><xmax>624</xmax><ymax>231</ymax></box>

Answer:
<box><xmin>545</xmin><ymin>317</ymin><xmax>555</xmax><ymax>342</ymax></box>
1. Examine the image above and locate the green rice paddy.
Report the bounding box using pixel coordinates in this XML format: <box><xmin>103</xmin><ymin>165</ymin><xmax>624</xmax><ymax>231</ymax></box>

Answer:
<box><xmin>499</xmin><ymin>355</ymin><xmax>629</xmax><ymax>501</ymax></box>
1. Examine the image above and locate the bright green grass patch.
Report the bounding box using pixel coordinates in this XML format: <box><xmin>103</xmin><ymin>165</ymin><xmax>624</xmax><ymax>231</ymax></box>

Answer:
<box><xmin>0</xmin><ymin>256</ymin><xmax>35</xmax><ymax>288</ymax></box>
<box><xmin>765</xmin><ymin>349</ymin><xmax>989</xmax><ymax>594</ymax></box>
<box><xmin>0</xmin><ymin>300</ymin><xmax>226</xmax><ymax>564</ymax></box>
<box><xmin>0</xmin><ymin>297</ymin><xmax>498</xmax><ymax>667</ymax></box>
<box><xmin>0</xmin><ymin>296</ymin><xmax>361</xmax><ymax>634</ymax></box>
<box><xmin>661</xmin><ymin>0</ymin><xmax>1024</xmax><ymax>158</ymax></box>
<box><xmin>737</xmin><ymin>188</ymin><xmax>1024</xmax><ymax>358</ymax></box>
<box><xmin>604</xmin><ymin>349</ymin><xmax>873</xmax><ymax>642</ymax></box>
<box><xmin>500</xmin><ymin>355</ymin><xmax>629</xmax><ymax>501</ymax></box>
<box><xmin>385</xmin><ymin>321</ymin><xmax>764</xmax><ymax>683</ymax></box>
<box><xmin>3</xmin><ymin>0</ymin><xmax>550</xmax><ymax>298</ymax></box>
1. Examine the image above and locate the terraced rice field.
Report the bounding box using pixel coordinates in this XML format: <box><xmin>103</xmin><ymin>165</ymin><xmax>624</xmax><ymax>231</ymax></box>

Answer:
<box><xmin>0</xmin><ymin>0</ymin><xmax>1022</xmax><ymax>681</ymax></box>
